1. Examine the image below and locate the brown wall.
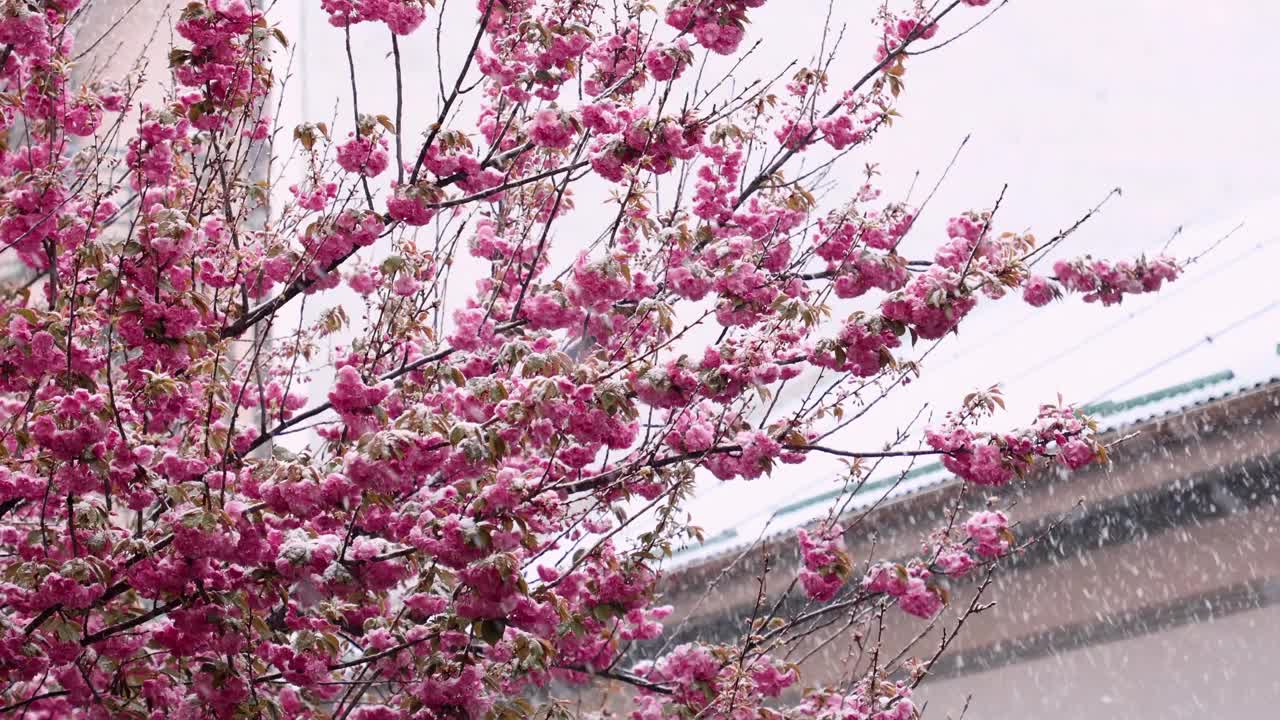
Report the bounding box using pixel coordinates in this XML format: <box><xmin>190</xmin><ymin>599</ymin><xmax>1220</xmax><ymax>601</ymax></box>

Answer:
<box><xmin>921</xmin><ymin>602</ymin><xmax>1280</xmax><ymax>719</ymax></box>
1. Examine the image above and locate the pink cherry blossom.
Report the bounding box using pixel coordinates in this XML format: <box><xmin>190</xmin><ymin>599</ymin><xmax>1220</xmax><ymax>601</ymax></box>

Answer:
<box><xmin>0</xmin><ymin>0</ymin><xmax>1186</xmax><ymax>716</ymax></box>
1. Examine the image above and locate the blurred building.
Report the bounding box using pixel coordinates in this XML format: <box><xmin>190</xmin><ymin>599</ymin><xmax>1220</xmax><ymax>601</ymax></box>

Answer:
<box><xmin>71</xmin><ymin>0</ymin><xmax>173</xmax><ymax>90</ymax></box>
<box><xmin>634</xmin><ymin>351</ymin><xmax>1280</xmax><ymax>719</ymax></box>
<box><xmin>0</xmin><ymin>0</ymin><xmax>172</xmax><ymax>294</ymax></box>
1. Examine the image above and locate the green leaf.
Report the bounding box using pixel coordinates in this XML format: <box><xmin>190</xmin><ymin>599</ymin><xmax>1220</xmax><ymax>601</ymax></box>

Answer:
<box><xmin>476</xmin><ymin>618</ymin><xmax>506</xmax><ymax>645</ymax></box>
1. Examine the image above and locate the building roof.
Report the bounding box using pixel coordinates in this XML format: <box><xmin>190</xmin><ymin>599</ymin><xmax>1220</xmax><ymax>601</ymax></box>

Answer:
<box><xmin>667</xmin><ymin>349</ymin><xmax>1280</xmax><ymax>569</ymax></box>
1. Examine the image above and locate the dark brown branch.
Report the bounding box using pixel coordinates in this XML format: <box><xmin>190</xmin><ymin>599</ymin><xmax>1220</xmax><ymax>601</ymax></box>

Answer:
<box><xmin>560</xmin><ymin>443</ymin><xmax>948</xmax><ymax>494</ymax></box>
<box><xmin>557</xmin><ymin>666</ymin><xmax>674</xmax><ymax>694</ymax></box>
<box><xmin>81</xmin><ymin>597</ymin><xmax>184</xmax><ymax>645</ymax></box>
<box><xmin>25</xmin><ymin>534</ymin><xmax>174</xmax><ymax>635</ymax></box>
<box><xmin>408</xmin><ymin>0</ymin><xmax>497</xmax><ymax>185</ymax></box>
<box><xmin>0</xmin><ymin>690</ymin><xmax>70</xmax><ymax>714</ymax></box>
<box><xmin>733</xmin><ymin>0</ymin><xmax>968</xmax><ymax>210</ymax></box>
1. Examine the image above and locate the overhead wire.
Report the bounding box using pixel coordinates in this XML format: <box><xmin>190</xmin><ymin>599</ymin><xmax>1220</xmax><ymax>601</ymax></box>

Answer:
<box><xmin>1088</xmin><ymin>298</ymin><xmax>1280</xmax><ymax>404</ymax></box>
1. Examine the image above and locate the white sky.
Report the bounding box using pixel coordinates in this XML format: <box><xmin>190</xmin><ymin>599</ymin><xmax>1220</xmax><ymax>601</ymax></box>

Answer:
<box><xmin>270</xmin><ymin>1</ymin><xmax>1280</xmax><ymax>535</ymax></box>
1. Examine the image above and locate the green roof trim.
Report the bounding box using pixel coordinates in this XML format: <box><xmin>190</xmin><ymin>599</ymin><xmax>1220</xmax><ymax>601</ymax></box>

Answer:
<box><xmin>773</xmin><ymin>461</ymin><xmax>947</xmax><ymax>518</ymax></box>
<box><xmin>1082</xmin><ymin>369</ymin><xmax>1235</xmax><ymax>417</ymax></box>
<box><xmin>773</xmin><ymin>487</ymin><xmax>844</xmax><ymax>517</ymax></box>
<box><xmin>899</xmin><ymin>461</ymin><xmax>945</xmax><ymax>482</ymax></box>
<box><xmin>671</xmin><ymin>527</ymin><xmax>739</xmax><ymax>557</ymax></box>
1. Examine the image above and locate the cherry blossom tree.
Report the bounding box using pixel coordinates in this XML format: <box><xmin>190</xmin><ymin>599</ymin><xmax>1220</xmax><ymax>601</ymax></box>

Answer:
<box><xmin>0</xmin><ymin>0</ymin><xmax>1183</xmax><ymax>717</ymax></box>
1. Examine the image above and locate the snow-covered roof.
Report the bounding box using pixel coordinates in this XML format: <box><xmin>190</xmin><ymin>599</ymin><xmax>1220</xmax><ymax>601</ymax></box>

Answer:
<box><xmin>1088</xmin><ymin>369</ymin><xmax>1279</xmax><ymax>433</ymax></box>
<box><xmin>666</xmin><ymin>347</ymin><xmax>1280</xmax><ymax>569</ymax></box>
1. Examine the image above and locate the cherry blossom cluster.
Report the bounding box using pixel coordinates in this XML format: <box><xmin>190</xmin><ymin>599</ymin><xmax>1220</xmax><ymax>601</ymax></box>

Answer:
<box><xmin>632</xmin><ymin>644</ymin><xmax>798</xmax><ymax>718</ymax></box>
<box><xmin>336</xmin><ymin>115</ymin><xmax>393</xmax><ymax>177</ymax></box>
<box><xmin>798</xmin><ymin>524</ymin><xmax>852</xmax><ymax>602</ymax></box>
<box><xmin>321</xmin><ymin>0</ymin><xmax>432</xmax><ymax>35</ymax></box>
<box><xmin>809</xmin><ymin>313</ymin><xmax>903</xmax><ymax>377</ymax></box>
<box><xmin>665</xmin><ymin>0</ymin><xmax>767</xmax><ymax>56</ymax></box>
<box><xmin>932</xmin><ymin>509</ymin><xmax>1015</xmax><ymax>579</ymax></box>
<box><xmin>796</xmin><ymin>683</ymin><xmax>920</xmax><ymax>720</ymax></box>
<box><xmin>1040</xmin><ymin>254</ymin><xmax>1181</xmax><ymax>306</ymax></box>
<box><xmin>842</xmin><ymin>507</ymin><xmax>1011</xmax><ymax>620</ymax></box>
<box><xmin>965</xmin><ymin>510</ymin><xmax>1013</xmax><ymax>559</ymax></box>
<box><xmin>863</xmin><ymin>561</ymin><xmax>945</xmax><ymax>618</ymax></box>
<box><xmin>926</xmin><ymin>399</ymin><xmax>1102</xmax><ymax>486</ymax></box>
<box><xmin>795</xmin><ymin>486</ymin><xmax>1020</xmax><ymax>614</ymax></box>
